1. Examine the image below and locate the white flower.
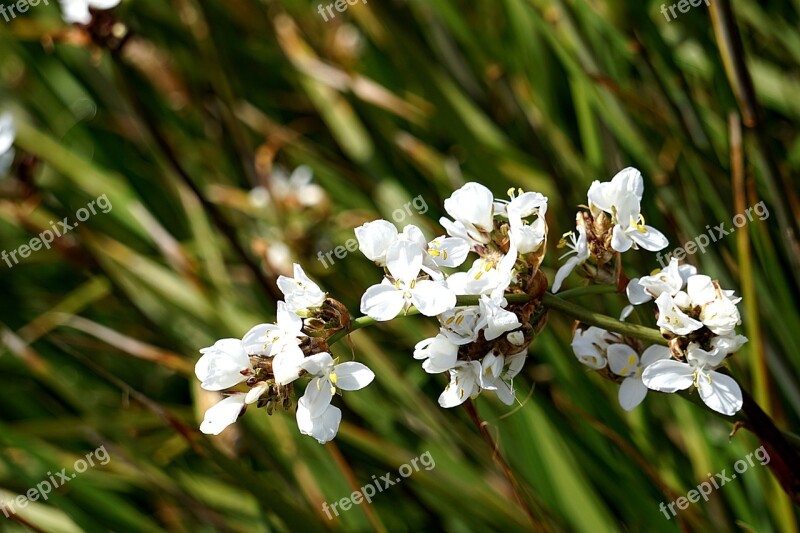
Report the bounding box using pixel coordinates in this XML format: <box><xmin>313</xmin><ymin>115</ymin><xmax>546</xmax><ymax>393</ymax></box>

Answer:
<box><xmin>356</xmin><ymin>219</ymin><xmax>399</xmax><ymax>265</ymax></box>
<box><xmin>0</xmin><ymin>113</ymin><xmax>14</xmax><ymax>177</ymax></box>
<box><xmin>195</xmin><ymin>339</ymin><xmax>252</xmax><ymax>391</ymax></box>
<box><xmin>59</xmin><ymin>0</ymin><xmax>121</xmax><ymax>25</ymax></box>
<box><xmin>360</xmin><ymin>241</ymin><xmax>456</xmax><ymax>321</ymax></box>
<box><xmin>296</xmin><ymin>400</ymin><xmax>342</xmax><ymax>444</ymax></box>
<box><xmin>587</xmin><ymin>167</ymin><xmax>668</xmax><ymax>253</ymax></box>
<box><xmin>552</xmin><ymin>225</ymin><xmax>590</xmax><ymax>293</ymax></box>
<box><xmin>627</xmin><ymin>258</ymin><xmax>696</xmax><ymax>305</ymax></box>
<box><xmin>479</xmin><ymin>351</ymin><xmax>526</xmax><ymax>405</ymax></box>
<box><xmin>475</xmin><ymin>294</ymin><xmax>521</xmax><ymax>341</ymax></box>
<box><xmin>571</xmin><ymin>326</ymin><xmax>615</xmax><ymax>369</ymax></box>
<box><xmin>642</xmin><ymin>344</ymin><xmax>743</xmax><ymax>416</ymax></box>
<box><xmin>462</xmin><ymin>243</ymin><xmax>518</xmax><ymax>295</ymax></box>
<box><xmin>413</xmin><ymin>334</ymin><xmax>459</xmax><ymax>373</ymax></box>
<box><xmin>504</xmin><ymin>191</ymin><xmax>548</xmax><ymax>254</ymax></box>
<box><xmin>297</xmin><ymin>352</ymin><xmax>375</xmax><ymax>417</ymax></box>
<box><xmin>607</xmin><ymin>344</ymin><xmax>670</xmax><ymax>411</ymax></box>
<box><xmin>241</xmin><ymin>302</ymin><xmax>306</xmax><ymax>384</ymax></box>
<box><xmin>655</xmin><ymin>293</ymin><xmax>703</xmax><ymax>335</ymax></box>
<box><xmin>426</xmin><ymin>235</ymin><xmax>470</xmax><ymax>268</ymax></box>
<box><xmin>438</xmin><ymin>360</ymin><xmax>482</xmax><ymax>408</ymax></box>
<box><xmin>251</xmin><ymin>165</ymin><xmax>326</xmax><ymax>208</ymax></box>
<box><xmin>277</xmin><ymin>264</ymin><xmax>326</xmax><ymax>313</ymax></box>
<box><xmin>438</xmin><ymin>306</ymin><xmax>481</xmax><ymax>345</ymax></box>
<box><xmin>440</xmin><ymin>182</ymin><xmax>495</xmax><ymax>247</ymax></box>
<box><xmin>687</xmin><ymin>275</ymin><xmax>741</xmax><ymax>336</ymax></box>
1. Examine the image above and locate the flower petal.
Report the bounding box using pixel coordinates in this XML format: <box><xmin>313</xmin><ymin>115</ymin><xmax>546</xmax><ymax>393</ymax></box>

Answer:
<box><xmin>386</xmin><ymin>240</ymin><xmax>424</xmax><ymax>283</ymax></box>
<box><xmin>411</xmin><ymin>280</ymin><xmax>456</xmax><ymax>316</ymax></box>
<box><xmin>355</xmin><ymin>220</ymin><xmax>398</xmax><ymax>264</ymax></box>
<box><xmin>611</xmin><ymin>225</ymin><xmax>633</xmax><ymax>253</ymax></box>
<box><xmin>334</xmin><ymin>362</ymin><xmax>375</xmax><ymax>391</ymax></box>
<box><xmin>697</xmin><ymin>371</ymin><xmax>743</xmax><ymax>416</ymax></box>
<box><xmin>360</xmin><ymin>283</ymin><xmax>406</xmax><ymax>321</ymax></box>
<box><xmin>618</xmin><ymin>378</ymin><xmax>648</xmax><ymax>411</ymax></box>
<box><xmin>642</xmin><ymin>360</ymin><xmax>695</xmax><ymax>392</ymax></box>
<box><xmin>629</xmin><ymin>225</ymin><xmax>669</xmax><ymax>251</ymax></box>
<box><xmin>296</xmin><ymin>400</ymin><xmax>342</xmax><ymax>444</ymax></box>
<box><xmin>302</xmin><ymin>376</ymin><xmax>335</xmax><ymax>417</ymax></box>
<box><xmin>200</xmin><ymin>395</ymin><xmax>247</xmax><ymax>435</ymax></box>
<box><xmin>272</xmin><ymin>343</ymin><xmax>305</xmax><ymax>385</ymax></box>
<box><xmin>607</xmin><ymin>344</ymin><xmax>639</xmax><ymax>377</ymax></box>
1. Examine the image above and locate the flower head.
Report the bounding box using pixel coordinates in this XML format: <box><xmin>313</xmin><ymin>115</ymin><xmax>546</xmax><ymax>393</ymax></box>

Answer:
<box><xmin>587</xmin><ymin>167</ymin><xmax>668</xmax><ymax>253</ymax></box>
<box><xmin>277</xmin><ymin>264</ymin><xmax>327</xmax><ymax>313</ymax></box>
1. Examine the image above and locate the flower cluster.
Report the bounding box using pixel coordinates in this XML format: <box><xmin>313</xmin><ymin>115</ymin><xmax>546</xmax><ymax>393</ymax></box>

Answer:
<box><xmin>195</xmin><ymin>264</ymin><xmax>375</xmax><ymax>443</ymax></box>
<box><xmin>195</xmin><ymin>168</ymin><xmax>751</xmax><ymax>444</ymax></box>
<box><xmin>553</xmin><ymin>167</ymin><xmax>668</xmax><ymax>292</ymax></box>
<box><xmin>561</xmin><ymin>171</ymin><xmax>747</xmax><ymax>416</ymax></box>
<box><xmin>358</xmin><ymin>182</ymin><xmax>550</xmax><ymax>408</ymax></box>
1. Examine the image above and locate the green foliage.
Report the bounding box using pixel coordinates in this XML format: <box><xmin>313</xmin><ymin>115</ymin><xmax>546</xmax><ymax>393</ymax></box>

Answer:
<box><xmin>0</xmin><ymin>0</ymin><xmax>798</xmax><ymax>530</ymax></box>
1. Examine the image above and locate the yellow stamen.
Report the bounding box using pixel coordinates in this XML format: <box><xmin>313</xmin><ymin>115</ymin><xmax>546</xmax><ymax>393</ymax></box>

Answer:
<box><xmin>455</xmin><ymin>315</ymin><xmax>465</xmax><ymax>325</ymax></box>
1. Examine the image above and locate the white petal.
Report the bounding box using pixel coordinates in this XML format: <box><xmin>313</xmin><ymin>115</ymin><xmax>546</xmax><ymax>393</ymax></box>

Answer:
<box><xmin>618</xmin><ymin>378</ymin><xmax>648</xmax><ymax>411</ymax></box>
<box><xmin>411</xmin><ymin>280</ymin><xmax>456</xmax><ymax>316</ymax></box>
<box><xmin>241</xmin><ymin>323</ymin><xmax>277</xmax><ymax>355</ymax></box>
<box><xmin>355</xmin><ymin>220</ymin><xmax>398</xmax><ymax>264</ymax></box>
<box><xmin>296</xmin><ymin>400</ymin><xmax>342</xmax><ymax>444</ymax></box>
<box><xmin>626</xmin><ymin>278</ymin><xmax>652</xmax><ymax>305</ymax></box>
<box><xmin>697</xmin><ymin>371</ymin><xmax>743</xmax><ymax>416</ymax></box>
<box><xmin>607</xmin><ymin>344</ymin><xmax>639</xmax><ymax>377</ymax></box>
<box><xmin>611</xmin><ymin>225</ymin><xmax>633</xmax><ymax>253</ymax></box>
<box><xmin>360</xmin><ymin>283</ymin><xmax>406</xmax><ymax>321</ymax></box>
<box><xmin>641</xmin><ymin>360</ymin><xmax>694</xmax><ymax>392</ymax></box>
<box><xmin>299</xmin><ymin>352</ymin><xmax>334</xmax><ymax>376</ymax></box>
<box><xmin>195</xmin><ymin>339</ymin><xmax>251</xmax><ymax>391</ymax></box>
<box><xmin>552</xmin><ymin>256</ymin><xmax>580</xmax><ymax>293</ymax></box>
<box><xmin>302</xmin><ymin>376</ymin><xmax>335</xmax><ymax>417</ymax></box>
<box><xmin>444</xmin><ymin>182</ymin><xmax>495</xmax><ymax>233</ymax></box>
<box><xmin>272</xmin><ymin>343</ymin><xmax>305</xmax><ymax>385</ymax></box>
<box><xmin>0</xmin><ymin>113</ymin><xmax>14</xmax><ymax>154</ymax></box>
<box><xmin>640</xmin><ymin>345</ymin><xmax>671</xmax><ymax>367</ymax></box>
<box><xmin>88</xmin><ymin>0</ymin><xmax>121</xmax><ymax>8</ymax></box>
<box><xmin>245</xmin><ymin>382</ymin><xmax>269</xmax><ymax>404</ymax></box>
<box><xmin>619</xmin><ymin>305</ymin><xmax>634</xmax><ymax>321</ymax></box>
<box><xmin>59</xmin><ymin>0</ymin><xmax>92</xmax><ymax>24</ymax></box>
<box><xmin>686</xmin><ymin>275</ymin><xmax>716</xmax><ymax>306</ymax></box>
<box><xmin>200</xmin><ymin>395</ymin><xmax>247</xmax><ymax>435</ymax></box>
<box><xmin>386</xmin><ymin>240</ymin><xmax>424</xmax><ymax>283</ymax></box>
<box><xmin>629</xmin><ymin>226</ymin><xmax>669</xmax><ymax>251</ymax></box>
<box><xmin>334</xmin><ymin>362</ymin><xmax>375</xmax><ymax>391</ymax></box>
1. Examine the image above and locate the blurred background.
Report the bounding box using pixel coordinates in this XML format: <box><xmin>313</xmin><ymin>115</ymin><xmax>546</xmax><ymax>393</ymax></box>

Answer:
<box><xmin>0</xmin><ymin>0</ymin><xmax>798</xmax><ymax>531</ymax></box>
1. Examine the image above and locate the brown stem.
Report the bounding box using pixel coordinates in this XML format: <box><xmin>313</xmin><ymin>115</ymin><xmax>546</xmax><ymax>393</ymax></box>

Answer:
<box><xmin>739</xmin><ymin>388</ymin><xmax>800</xmax><ymax>504</ymax></box>
<box><xmin>462</xmin><ymin>399</ymin><xmax>551</xmax><ymax>531</ymax></box>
